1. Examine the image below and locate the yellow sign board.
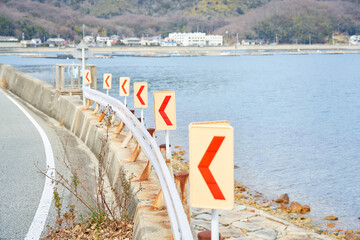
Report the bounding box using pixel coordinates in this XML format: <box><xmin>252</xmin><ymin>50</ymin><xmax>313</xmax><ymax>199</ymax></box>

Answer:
<box><xmin>189</xmin><ymin>121</ymin><xmax>234</xmax><ymax>210</ymax></box>
<box><xmin>83</xmin><ymin>70</ymin><xmax>91</xmax><ymax>84</ymax></box>
<box><xmin>103</xmin><ymin>73</ymin><xmax>112</xmax><ymax>89</ymax></box>
<box><xmin>120</xmin><ymin>77</ymin><xmax>130</xmax><ymax>96</ymax></box>
<box><xmin>153</xmin><ymin>91</ymin><xmax>176</xmax><ymax>130</ymax></box>
<box><xmin>134</xmin><ymin>82</ymin><xmax>148</xmax><ymax>108</ymax></box>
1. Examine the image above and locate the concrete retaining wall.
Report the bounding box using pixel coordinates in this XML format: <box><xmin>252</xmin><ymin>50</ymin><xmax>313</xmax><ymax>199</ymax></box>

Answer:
<box><xmin>0</xmin><ymin>64</ymin><xmax>172</xmax><ymax>239</ymax></box>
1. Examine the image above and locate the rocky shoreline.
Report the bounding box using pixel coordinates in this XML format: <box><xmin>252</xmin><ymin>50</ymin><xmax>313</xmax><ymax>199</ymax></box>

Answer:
<box><xmin>1</xmin><ymin>44</ymin><xmax>360</xmax><ymax>57</ymax></box>
<box><xmin>171</xmin><ymin>147</ymin><xmax>360</xmax><ymax>240</ymax></box>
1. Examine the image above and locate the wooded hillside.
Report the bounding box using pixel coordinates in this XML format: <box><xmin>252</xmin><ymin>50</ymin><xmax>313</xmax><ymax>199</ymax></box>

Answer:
<box><xmin>0</xmin><ymin>0</ymin><xmax>359</xmax><ymax>44</ymax></box>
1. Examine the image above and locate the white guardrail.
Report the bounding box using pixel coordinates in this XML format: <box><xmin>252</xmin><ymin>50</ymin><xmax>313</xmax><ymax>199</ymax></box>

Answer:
<box><xmin>83</xmin><ymin>87</ymin><xmax>193</xmax><ymax>240</ymax></box>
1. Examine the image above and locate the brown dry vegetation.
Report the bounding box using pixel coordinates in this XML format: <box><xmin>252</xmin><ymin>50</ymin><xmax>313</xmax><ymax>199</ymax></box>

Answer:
<box><xmin>0</xmin><ymin>0</ymin><xmax>359</xmax><ymax>43</ymax></box>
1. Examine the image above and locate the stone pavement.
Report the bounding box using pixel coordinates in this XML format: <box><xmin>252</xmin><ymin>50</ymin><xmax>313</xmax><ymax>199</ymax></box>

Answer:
<box><xmin>192</xmin><ymin>204</ymin><xmax>334</xmax><ymax>240</ymax></box>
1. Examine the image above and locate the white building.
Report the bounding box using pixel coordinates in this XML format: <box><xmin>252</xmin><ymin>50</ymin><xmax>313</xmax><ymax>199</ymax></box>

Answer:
<box><xmin>122</xmin><ymin>38</ymin><xmax>141</xmax><ymax>46</ymax></box>
<box><xmin>160</xmin><ymin>37</ymin><xmax>177</xmax><ymax>47</ymax></box>
<box><xmin>141</xmin><ymin>36</ymin><xmax>161</xmax><ymax>46</ymax></box>
<box><xmin>205</xmin><ymin>35</ymin><xmax>223</xmax><ymax>46</ymax></box>
<box><xmin>168</xmin><ymin>32</ymin><xmax>223</xmax><ymax>46</ymax></box>
<box><xmin>0</xmin><ymin>36</ymin><xmax>18</xmax><ymax>42</ymax></box>
<box><xmin>96</xmin><ymin>36</ymin><xmax>110</xmax><ymax>46</ymax></box>
<box><xmin>31</xmin><ymin>38</ymin><xmax>42</xmax><ymax>47</ymax></box>
<box><xmin>84</xmin><ymin>36</ymin><xmax>95</xmax><ymax>45</ymax></box>
<box><xmin>349</xmin><ymin>35</ymin><xmax>360</xmax><ymax>45</ymax></box>
<box><xmin>47</xmin><ymin>38</ymin><xmax>65</xmax><ymax>47</ymax></box>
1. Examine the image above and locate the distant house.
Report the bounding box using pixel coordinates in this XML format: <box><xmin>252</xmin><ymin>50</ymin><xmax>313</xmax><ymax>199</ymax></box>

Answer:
<box><xmin>168</xmin><ymin>32</ymin><xmax>223</xmax><ymax>46</ymax></box>
<box><xmin>349</xmin><ymin>35</ymin><xmax>360</xmax><ymax>45</ymax></box>
<box><xmin>160</xmin><ymin>37</ymin><xmax>177</xmax><ymax>47</ymax></box>
<box><xmin>122</xmin><ymin>38</ymin><xmax>141</xmax><ymax>46</ymax></box>
<box><xmin>20</xmin><ymin>40</ymin><xmax>32</xmax><ymax>47</ymax></box>
<box><xmin>31</xmin><ymin>38</ymin><xmax>42</xmax><ymax>47</ymax></box>
<box><xmin>109</xmin><ymin>35</ymin><xmax>121</xmax><ymax>45</ymax></box>
<box><xmin>47</xmin><ymin>38</ymin><xmax>66</xmax><ymax>47</ymax></box>
<box><xmin>241</xmin><ymin>39</ymin><xmax>265</xmax><ymax>45</ymax></box>
<box><xmin>140</xmin><ymin>36</ymin><xmax>161</xmax><ymax>46</ymax></box>
<box><xmin>96</xmin><ymin>36</ymin><xmax>110</xmax><ymax>46</ymax></box>
<box><xmin>84</xmin><ymin>36</ymin><xmax>95</xmax><ymax>45</ymax></box>
<box><xmin>0</xmin><ymin>36</ymin><xmax>18</xmax><ymax>42</ymax></box>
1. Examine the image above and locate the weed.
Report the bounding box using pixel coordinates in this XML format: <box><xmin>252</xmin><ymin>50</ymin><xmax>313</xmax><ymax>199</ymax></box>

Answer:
<box><xmin>37</xmin><ymin>104</ymin><xmax>141</xmax><ymax>238</ymax></box>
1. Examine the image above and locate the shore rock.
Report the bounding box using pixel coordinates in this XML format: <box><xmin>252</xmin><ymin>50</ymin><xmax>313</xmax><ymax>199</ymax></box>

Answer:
<box><xmin>324</xmin><ymin>216</ymin><xmax>338</xmax><ymax>221</ymax></box>
<box><xmin>275</xmin><ymin>194</ymin><xmax>289</xmax><ymax>204</ymax></box>
<box><xmin>289</xmin><ymin>201</ymin><xmax>304</xmax><ymax>213</ymax></box>
<box><xmin>280</xmin><ymin>203</ymin><xmax>288</xmax><ymax>212</ymax></box>
<box><xmin>302</xmin><ymin>205</ymin><xmax>311</xmax><ymax>213</ymax></box>
<box><xmin>235</xmin><ymin>193</ymin><xmax>246</xmax><ymax>200</ymax></box>
<box><xmin>345</xmin><ymin>233</ymin><xmax>360</xmax><ymax>240</ymax></box>
<box><xmin>235</xmin><ymin>182</ymin><xmax>247</xmax><ymax>192</ymax></box>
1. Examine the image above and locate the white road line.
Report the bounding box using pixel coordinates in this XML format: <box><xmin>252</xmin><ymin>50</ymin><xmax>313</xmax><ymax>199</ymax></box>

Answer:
<box><xmin>1</xmin><ymin>89</ymin><xmax>55</xmax><ymax>240</ymax></box>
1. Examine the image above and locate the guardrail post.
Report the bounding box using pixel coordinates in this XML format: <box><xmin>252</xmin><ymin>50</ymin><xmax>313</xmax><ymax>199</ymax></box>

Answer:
<box><xmin>92</xmin><ymin>103</ymin><xmax>100</xmax><ymax>116</ymax></box>
<box><xmin>130</xmin><ymin>127</ymin><xmax>154</xmax><ymax>162</ymax></box>
<box><xmin>113</xmin><ymin>110</ymin><xmax>134</xmax><ymax>137</ymax></box>
<box><xmin>159</xmin><ymin>144</ymin><xmax>174</xmax><ymax>177</ymax></box>
<box><xmin>97</xmin><ymin>106</ymin><xmax>108</xmax><ymax>122</ymax></box>
<box><xmin>84</xmin><ymin>99</ymin><xmax>91</xmax><ymax>110</ymax></box>
<box><xmin>152</xmin><ymin>190</ymin><xmax>165</xmax><ymax>210</ymax></box>
<box><xmin>198</xmin><ymin>230</ymin><xmax>221</xmax><ymax>240</ymax></box>
<box><xmin>174</xmin><ymin>171</ymin><xmax>191</xmax><ymax>223</ymax></box>
<box><xmin>139</xmin><ymin>128</ymin><xmax>155</xmax><ymax>181</ymax></box>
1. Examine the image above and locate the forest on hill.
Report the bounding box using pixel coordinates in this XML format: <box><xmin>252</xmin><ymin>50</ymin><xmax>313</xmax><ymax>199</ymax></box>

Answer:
<box><xmin>0</xmin><ymin>0</ymin><xmax>359</xmax><ymax>44</ymax></box>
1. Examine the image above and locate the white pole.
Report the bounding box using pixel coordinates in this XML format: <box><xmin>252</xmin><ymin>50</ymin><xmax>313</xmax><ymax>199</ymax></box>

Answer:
<box><xmin>81</xmin><ymin>46</ymin><xmax>86</xmax><ymax>105</ymax></box>
<box><xmin>165</xmin><ymin>130</ymin><xmax>170</xmax><ymax>160</ymax></box>
<box><xmin>141</xmin><ymin>108</ymin><xmax>144</xmax><ymax>125</ymax></box>
<box><xmin>124</xmin><ymin>96</ymin><xmax>127</xmax><ymax>107</ymax></box>
<box><xmin>106</xmin><ymin>89</ymin><xmax>109</xmax><ymax>95</ymax></box>
<box><xmin>211</xmin><ymin>209</ymin><xmax>219</xmax><ymax>240</ymax></box>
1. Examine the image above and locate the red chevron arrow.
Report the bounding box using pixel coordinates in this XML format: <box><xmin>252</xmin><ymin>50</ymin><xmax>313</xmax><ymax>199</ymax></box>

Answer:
<box><xmin>85</xmin><ymin>72</ymin><xmax>90</xmax><ymax>83</ymax></box>
<box><xmin>121</xmin><ymin>79</ymin><xmax>127</xmax><ymax>94</ymax></box>
<box><xmin>159</xmin><ymin>95</ymin><xmax>172</xmax><ymax>126</ymax></box>
<box><xmin>198</xmin><ymin>136</ymin><xmax>226</xmax><ymax>200</ymax></box>
<box><xmin>105</xmin><ymin>75</ymin><xmax>110</xmax><ymax>87</ymax></box>
<box><xmin>136</xmin><ymin>85</ymin><xmax>145</xmax><ymax>105</ymax></box>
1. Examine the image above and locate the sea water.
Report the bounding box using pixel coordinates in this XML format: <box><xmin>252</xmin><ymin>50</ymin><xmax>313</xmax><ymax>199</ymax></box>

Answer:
<box><xmin>2</xmin><ymin>53</ymin><xmax>359</xmax><ymax>228</ymax></box>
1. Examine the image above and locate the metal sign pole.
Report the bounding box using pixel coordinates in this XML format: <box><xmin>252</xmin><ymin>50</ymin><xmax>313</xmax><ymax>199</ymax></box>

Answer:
<box><xmin>211</xmin><ymin>209</ymin><xmax>219</xmax><ymax>240</ymax></box>
<box><xmin>81</xmin><ymin>46</ymin><xmax>86</xmax><ymax>105</ymax></box>
<box><xmin>124</xmin><ymin>96</ymin><xmax>127</xmax><ymax>107</ymax></box>
<box><xmin>106</xmin><ymin>89</ymin><xmax>109</xmax><ymax>95</ymax></box>
<box><xmin>141</xmin><ymin>108</ymin><xmax>144</xmax><ymax>125</ymax></box>
<box><xmin>166</xmin><ymin>130</ymin><xmax>170</xmax><ymax>160</ymax></box>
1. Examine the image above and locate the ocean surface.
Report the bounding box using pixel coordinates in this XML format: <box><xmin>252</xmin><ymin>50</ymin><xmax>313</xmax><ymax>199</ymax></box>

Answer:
<box><xmin>1</xmin><ymin>53</ymin><xmax>359</xmax><ymax>229</ymax></box>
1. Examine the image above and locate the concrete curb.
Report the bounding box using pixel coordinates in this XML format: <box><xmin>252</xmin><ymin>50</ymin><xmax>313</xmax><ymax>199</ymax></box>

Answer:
<box><xmin>0</xmin><ymin>64</ymin><xmax>172</xmax><ymax>239</ymax></box>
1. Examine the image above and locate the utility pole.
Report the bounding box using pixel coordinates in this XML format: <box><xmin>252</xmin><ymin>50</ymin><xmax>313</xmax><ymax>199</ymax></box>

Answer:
<box><xmin>309</xmin><ymin>34</ymin><xmax>311</xmax><ymax>45</ymax></box>
<box><xmin>82</xmin><ymin>24</ymin><xmax>85</xmax><ymax>39</ymax></box>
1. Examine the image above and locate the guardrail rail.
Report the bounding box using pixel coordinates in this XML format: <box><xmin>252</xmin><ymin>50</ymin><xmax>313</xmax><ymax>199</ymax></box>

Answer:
<box><xmin>83</xmin><ymin>87</ymin><xmax>193</xmax><ymax>240</ymax></box>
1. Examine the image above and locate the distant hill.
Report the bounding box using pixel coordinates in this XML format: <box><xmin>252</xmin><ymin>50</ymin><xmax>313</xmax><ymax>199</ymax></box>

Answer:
<box><xmin>0</xmin><ymin>0</ymin><xmax>359</xmax><ymax>44</ymax></box>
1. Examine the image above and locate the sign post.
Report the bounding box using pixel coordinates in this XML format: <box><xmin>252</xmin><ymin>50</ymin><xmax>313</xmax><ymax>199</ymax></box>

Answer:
<box><xmin>103</xmin><ymin>73</ymin><xmax>112</xmax><ymax>95</ymax></box>
<box><xmin>189</xmin><ymin>121</ymin><xmax>234</xmax><ymax>239</ymax></box>
<box><xmin>72</xmin><ymin>40</ymin><xmax>92</xmax><ymax>105</ymax></box>
<box><xmin>134</xmin><ymin>82</ymin><xmax>148</xmax><ymax>124</ymax></box>
<box><xmin>120</xmin><ymin>77</ymin><xmax>130</xmax><ymax>107</ymax></box>
<box><xmin>83</xmin><ymin>70</ymin><xmax>91</xmax><ymax>85</ymax></box>
<box><xmin>154</xmin><ymin>91</ymin><xmax>176</xmax><ymax>167</ymax></box>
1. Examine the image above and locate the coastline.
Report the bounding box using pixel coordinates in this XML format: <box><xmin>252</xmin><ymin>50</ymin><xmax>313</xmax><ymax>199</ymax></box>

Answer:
<box><xmin>172</xmin><ymin>148</ymin><xmax>359</xmax><ymax>240</ymax></box>
<box><xmin>0</xmin><ymin>44</ymin><xmax>360</xmax><ymax>57</ymax></box>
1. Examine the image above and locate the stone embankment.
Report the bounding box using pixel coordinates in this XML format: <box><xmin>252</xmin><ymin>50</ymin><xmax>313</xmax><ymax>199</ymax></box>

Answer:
<box><xmin>0</xmin><ymin>64</ymin><xmax>172</xmax><ymax>239</ymax></box>
<box><xmin>0</xmin><ymin>63</ymin><xmax>344</xmax><ymax>239</ymax></box>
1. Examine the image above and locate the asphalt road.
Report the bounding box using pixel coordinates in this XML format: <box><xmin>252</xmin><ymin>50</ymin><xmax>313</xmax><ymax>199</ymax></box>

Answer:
<box><xmin>0</xmin><ymin>89</ymin><xmax>47</xmax><ymax>239</ymax></box>
<box><xmin>0</xmin><ymin>89</ymin><xmax>101</xmax><ymax>239</ymax></box>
